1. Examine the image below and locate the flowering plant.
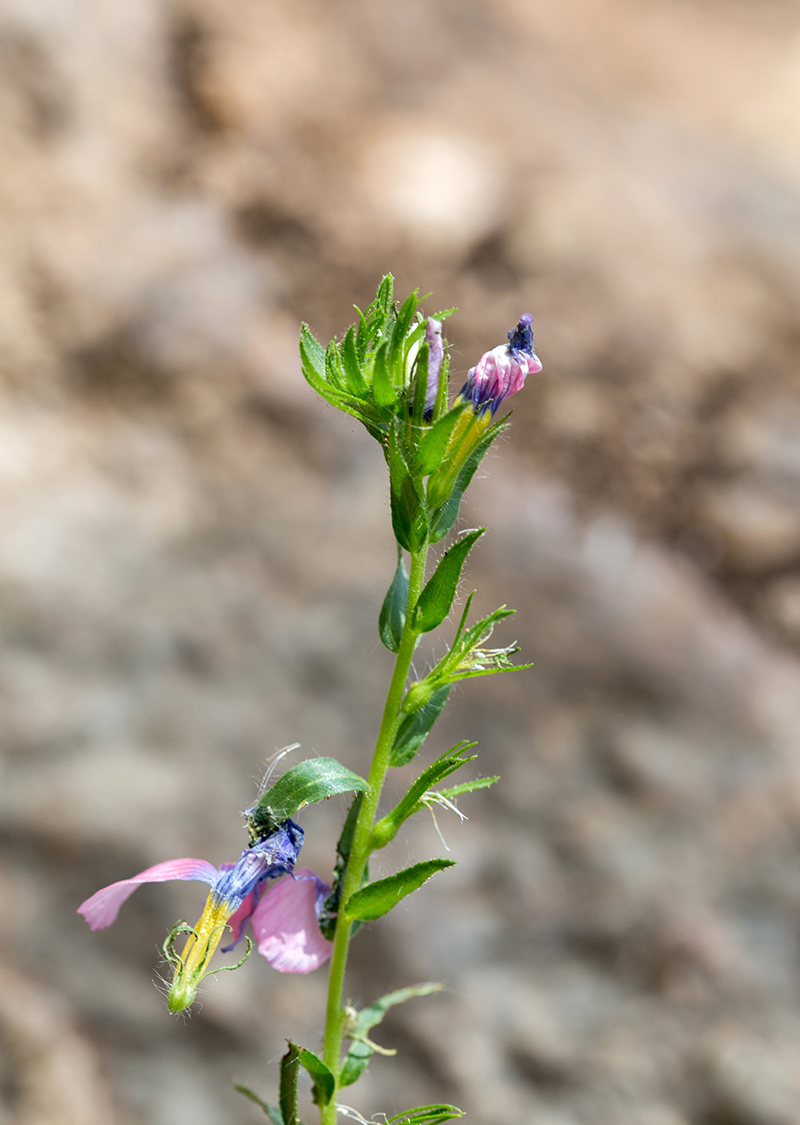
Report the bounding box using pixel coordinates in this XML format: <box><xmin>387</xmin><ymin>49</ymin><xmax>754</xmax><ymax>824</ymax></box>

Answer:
<box><xmin>79</xmin><ymin>276</ymin><xmax>540</xmax><ymax>1124</ymax></box>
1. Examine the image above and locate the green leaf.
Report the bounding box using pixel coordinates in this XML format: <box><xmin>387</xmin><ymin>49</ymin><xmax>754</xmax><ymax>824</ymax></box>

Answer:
<box><xmin>249</xmin><ymin>758</ymin><xmax>367</xmax><ymax>838</ymax></box>
<box><xmin>233</xmin><ymin>1085</ymin><xmax>284</xmax><ymax>1124</ymax></box>
<box><xmin>297</xmin><ymin>1047</ymin><xmax>335</xmax><ymax>1108</ymax></box>
<box><xmin>436</xmin><ymin>775</ymin><xmax>499</xmax><ymax>800</ymax></box>
<box><xmin>373</xmin><ymin>743</ymin><xmax>477</xmax><ymax>847</ymax></box>
<box><xmin>299</xmin><ymin>323</ymin><xmax>326</xmax><ymax>383</ymax></box>
<box><xmin>319</xmin><ymin>792</ymin><xmax>363</xmax><ymax>939</ymax></box>
<box><xmin>388</xmin><ymin>289</ymin><xmax>421</xmax><ymax>384</ymax></box>
<box><xmin>379</xmin><ymin>548</ymin><xmax>409</xmax><ymax>653</ymax></box>
<box><xmin>417</xmin><ymin>404</ymin><xmax>467</xmax><ymax>476</ymax></box>
<box><xmin>339</xmin><ymin>983</ymin><xmax>443</xmax><ymax>1088</ymax></box>
<box><xmin>386</xmin><ymin>429</ymin><xmax>427</xmax><ymax>552</ymax></box>
<box><xmin>390</xmin><ymin>685</ymin><xmax>451</xmax><ymax>767</ymax></box>
<box><xmin>341</xmin><ymin>325</ymin><xmax>369</xmax><ymax>396</ymax></box>
<box><xmin>373</xmin><ymin>342</ymin><xmax>398</xmax><ymax>408</ymax></box>
<box><xmin>387</xmin><ymin>1105</ymin><xmax>465</xmax><ymax>1124</ymax></box>
<box><xmin>345</xmin><ymin>858</ymin><xmax>455</xmax><ymax>922</ymax></box>
<box><xmin>414</xmin><ymin>529</ymin><xmax>485</xmax><ymax>633</ymax></box>
<box><xmin>279</xmin><ymin>1042</ymin><xmax>300</xmax><ymax>1125</ymax></box>
<box><xmin>429</xmin><ymin>420</ymin><xmax>509</xmax><ymax>543</ymax></box>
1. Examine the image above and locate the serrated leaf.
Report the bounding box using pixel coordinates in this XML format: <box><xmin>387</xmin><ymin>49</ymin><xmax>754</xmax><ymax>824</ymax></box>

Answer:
<box><xmin>297</xmin><ymin>1047</ymin><xmax>335</xmax><ymax>1108</ymax></box>
<box><xmin>390</xmin><ymin>685</ymin><xmax>451</xmax><ymax>767</ymax></box>
<box><xmin>233</xmin><ymin>1084</ymin><xmax>284</xmax><ymax>1124</ymax></box>
<box><xmin>249</xmin><ymin>758</ymin><xmax>367</xmax><ymax>836</ymax></box>
<box><xmin>379</xmin><ymin>549</ymin><xmax>409</xmax><ymax>652</ymax></box>
<box><xmin>279</xmin><ymin>1042</ymin><xmax>300</xmax><ymax>1125</ymax></box>
<box><xmin>387</xmin><ymin>1105</ymin><xmax>465</xmax><ymax>1124</ymax></box>
<box><xmin>414</xmin><ymin>529</ymin><xmax>484</xmax><ymax>633</ymax></box>
<box><xmin>340</xmin><ymin>983</ymin><xmax>443</xmax><ymax>1087</ymax></box>
<box><xmin>417</xmin><ymin>404</ymin><xmax>467</xmax><ymax>476</ymax></box>
<box><xmin>345</xmin><ymin>858</ymin><xmax>455</xmax><ymax>922</ymax></box>
<box><xmin>428</xmin><ymin>420</ymin><xmax>509</xmax><ymax>543</ymax></box>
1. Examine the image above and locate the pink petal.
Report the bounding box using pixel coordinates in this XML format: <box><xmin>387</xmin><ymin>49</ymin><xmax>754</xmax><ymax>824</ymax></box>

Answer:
<box><xmin>252</xmin><ymin>867</ymin><xmax>333</xmax><ymax>974</ymax></box>
<box><xmin>77</xmin><ymin>858</ymin><xmax>218</xmax><ymax>931</ymax></box>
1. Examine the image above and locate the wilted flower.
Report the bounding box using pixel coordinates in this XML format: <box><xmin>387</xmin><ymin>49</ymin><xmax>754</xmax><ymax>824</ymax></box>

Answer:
<box><xmin>78</xmin><ymin>820</ymin><xmax>333</xmax><ymax>1011</ymax></box>
<box><xmin>459</xmin><ymin>314</ymin><xmax>541</xmax><ymax>417</ymax></box>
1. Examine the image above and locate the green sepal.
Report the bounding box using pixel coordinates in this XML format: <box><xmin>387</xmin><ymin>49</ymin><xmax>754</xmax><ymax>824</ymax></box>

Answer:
<box><xmin>390</xmin><ymin>685</ymin><xmax>451</xmax><ymax>767</ymax></box>
<box><xmin>279</xmin><ymin>1042</ymin><xmax>301</xmax><ymax>1125</ymax></box>
<box><xmin>436</xmin><ymin>775</ymin><xmax>499</xmax><ymax>800</ymax></box>
<box><xmin>414</xmin><ymin>529</ymin><xmax>484</xmax><ymax>633</ymax></box>
<box><xmin>339</xmin><ymin>982</ymin><xmax>443</xmax><ymax>1088</ymax></box>
<box><xmin>297</xmin><ymin>1047</ymin><xmax>335</xmax><ymax>1108</ymax></box>
<box><xmin>428</xmin><ymin>419</ymin><xmax>509</xmax><ymax>543</ymax></box>
<box><xmin>388</xmin><ymin>290</ymin><xmax>422</xmax><ymax>383</ymax></box>
<box><xmin>248</xmin><ymin>758</ymin><xmax>367</xmax><ymax>840</ymax></box>
<box><xmin>417</xmin><ymin>403</ymin><xmax>467</xmax><ymax>476</ymax></box>
<box><xmin>341</xmin><ymin>324</ymin><xmax>369</xmax><ymax>396</ymax></box>
<box><xmin>233</xmin><ymin>1085</ymin><xmax>285</xmax><ymax>1125</ymax></box>
<box><xmin>387</xmin><ymin>1105</ymin><xmax>465</xmax><ymax>1124</ymax></box>
<box><xmin>372</xmin><ymin>743</ymin><xmax>477</xmax><ymax>847</ymax></box>
<box><xmin>373</xmin><ymin>342</ymin><xmax>398</xmax><ymax>408</ymax></box>
<box><xmin>410</xmin><ymin>341</ymin><xmax>430</xmax><ymax>428</ymax></box>
<box><xmin>379</xmin><ymin>548</ymin><xmax>409</xmax><ymax>653</ymax></box>
<box><xmin>344</xmin><ymin>858</ymin><xmax>455</xmax><ymax>922</ymax></box>
<box><xmin>299</xmin><ymin>325</ymin><xmax>362</xmax><ymax>418</ymax></box>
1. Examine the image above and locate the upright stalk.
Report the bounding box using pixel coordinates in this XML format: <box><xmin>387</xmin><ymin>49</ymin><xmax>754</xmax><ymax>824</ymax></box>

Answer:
<box><xmin>320</xmin><ymin>543</ymin><xmax>429</xmax><ymax>1124</ymax></box>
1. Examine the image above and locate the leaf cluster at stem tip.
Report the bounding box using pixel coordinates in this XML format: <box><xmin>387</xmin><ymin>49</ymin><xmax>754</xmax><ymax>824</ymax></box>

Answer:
<box><xmin>299</xmin><ymin>274</ymin><xmax>510</xmax><ymax>550</ymax></box>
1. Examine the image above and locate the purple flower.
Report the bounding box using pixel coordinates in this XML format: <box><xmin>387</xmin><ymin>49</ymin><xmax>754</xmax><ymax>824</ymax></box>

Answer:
<box><xmin>460</xmin><ymin>314</ymin><xmax>542</xmax><ymax>417</ymax></box>
<box><xmin>78</xmin><ymin>820</ymin><xmax>333</xmax><ymax>1011</ymax></box>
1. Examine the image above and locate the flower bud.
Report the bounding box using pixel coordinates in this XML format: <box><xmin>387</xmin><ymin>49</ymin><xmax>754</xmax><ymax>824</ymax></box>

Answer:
<box><xmin>424</xmin><ymin>318</ymin><xmax>444</xmax><ymax>418</ymax></box>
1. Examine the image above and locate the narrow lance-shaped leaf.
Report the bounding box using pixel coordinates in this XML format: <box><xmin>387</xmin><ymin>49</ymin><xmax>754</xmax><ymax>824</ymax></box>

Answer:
<box><xmin>373</xmin><ymin>342</ymin><xmax>398</xmax><ymax>408</ymax></box>
<box><xmin>387</xmin><ymin>1105</ymin><xmax>465</xmax><ymax>1125</ymax></box>
<box><xmin>233</xmin><ymin>1084</ymin><xmax>284</xmax><ymax>1125</ymax></box>
<box><xmin>340</xmin><ymin>983</ymin><xmax>443</xmax><ymax>1088</ymax></box>
<box><xmin>297</xmin><ymin>1047</ymin><xmax>335</xmax><ymax>1108</ymax></box>
<box><xmin>390</xmin><ymin>685</ymin><xmax>451</xmax><ymax>768</ymax></box>
<box><xmin>248</xmin><ymin>758</ymin><xmax>367</xmax><ymax>839</ymax></box>
<box><xmin>386</xmin><ymin>427</ymin><xmax>427</xmax><ymax>552</ymax></box>
<box><xmin>435</xmin><ymin>775</ymin><xmax>499</xmax><ymax>801</ymax></box>
<box><xmin>341</xmin><ymin>324</ymin><xmax>369</xmax><ymax>396</ymax></box>
<box><xmin>373</xmin><ymin>743</ymin><xmax>477</xmax><ymax>847</ymax></box>
<box><xmin>414</xmin><ymin>528</ymin><xmax>485</xmax><ymax>633</ymax></box>
<box><xmin>279</xmin><ymin>1042</ymin><xmax>301</xmax><ymax>1125</ymax></box>
<box><xmin>345</xmin><ymin>858</ymin><xmax>455</xmax><ymax>922</ymax></box>
<box><xmin>379</xmin><ymin>548</ymin><xmax>409</xmax><ymax>653</ymax></box>
<box><xmin>319</xmin><ymin>792</ymin><xmax>363</xmax><ymax>940</ymax></box>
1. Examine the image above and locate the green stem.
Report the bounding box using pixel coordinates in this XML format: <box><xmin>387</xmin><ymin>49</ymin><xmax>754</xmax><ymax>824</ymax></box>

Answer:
<box><xmin>319</xmin><ymin>542</ymin><xmax>429</xmax><ymax>1124</ymax></box>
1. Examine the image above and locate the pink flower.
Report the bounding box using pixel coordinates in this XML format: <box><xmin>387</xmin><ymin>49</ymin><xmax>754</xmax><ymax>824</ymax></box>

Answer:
<box><xmin>77</xmin><ymin>820</ymin><xmax>333</xmax><ymax>1010</ymax></box>
<box><xmin>460</xmin><ymin>314</ymin><xmax>541</xmax><ymax>417</ymax></box>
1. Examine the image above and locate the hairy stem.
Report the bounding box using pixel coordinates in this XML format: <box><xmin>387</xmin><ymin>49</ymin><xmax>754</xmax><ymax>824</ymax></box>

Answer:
<box><xmin>320</xmin><ymin>543</ymin><xmax>428</xmax><ymax>1124</ymax></box>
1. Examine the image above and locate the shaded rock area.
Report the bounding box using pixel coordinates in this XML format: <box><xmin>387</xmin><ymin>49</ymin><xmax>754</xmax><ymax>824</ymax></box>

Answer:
<box><xmin>2</xmin><ymin>1</ymin><xmax>800</xmax><ymax>1123</ymax></box>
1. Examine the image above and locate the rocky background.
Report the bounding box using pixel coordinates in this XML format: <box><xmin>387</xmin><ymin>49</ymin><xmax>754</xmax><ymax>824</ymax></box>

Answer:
<box><xmin>3</xmin><ymin>1</ymin><xmax>800</xmax><ymax>1123</ymax></box>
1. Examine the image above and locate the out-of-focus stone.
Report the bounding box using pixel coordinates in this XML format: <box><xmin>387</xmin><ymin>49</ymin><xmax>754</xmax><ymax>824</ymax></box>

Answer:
<box><xmin>697</xmin><ymin>482</ymin><xmax>800</xmax><ymax>572</ymax></box>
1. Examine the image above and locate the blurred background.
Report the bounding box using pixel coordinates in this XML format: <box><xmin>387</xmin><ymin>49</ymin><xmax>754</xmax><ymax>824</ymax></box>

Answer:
<box><xmin>3</xmin><ymin>1</ymin><xmax>800</xmax><ymax>1123</ymax></box>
